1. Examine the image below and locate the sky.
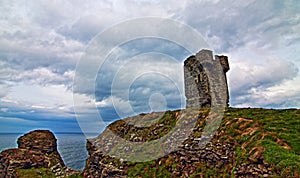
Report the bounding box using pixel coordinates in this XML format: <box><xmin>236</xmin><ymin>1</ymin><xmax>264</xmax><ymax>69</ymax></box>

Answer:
<box><xmin>0</xmin><ymin>0</ymin><xmax>299</xmax><ymax>134</ymax></box>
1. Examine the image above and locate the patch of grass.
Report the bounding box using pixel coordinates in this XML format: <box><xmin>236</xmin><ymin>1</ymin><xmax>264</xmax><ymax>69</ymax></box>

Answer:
<box><xmin>15</xmin><ymin>168</ymin><xmax>56</xmax><ymax>178</ymax></box>
<box><xmin>68</xmin><ymin>173</ymin><xmax>84</xmax><ymax>178</ymax></box>
<box><xmin>190</xmin><ymin>164</ymin><xmax>231</xmax><ymax>178</ymax></box>
<box><xmin>219</xmin><ymin>108</ymin><xmax>299</xmax><ymax>177</ymax></box>
<box><xmin>15</xmin><ymin>168</ymin><xmax>83</xmax><ymax>178</ymax></box>
<box><xmin>260</xmin><ymin>109</ymin><xmax>300</xmax><ymax>154</ymax></box>
<box><xmin>127</xmin><ymin>160</ymin><xmax>171</xmax><ymax>178</ymax></box>
<box><xmin>261</xmin><ymin>139</ymin><xmax>300</xmax><ymax>177</ymax></box>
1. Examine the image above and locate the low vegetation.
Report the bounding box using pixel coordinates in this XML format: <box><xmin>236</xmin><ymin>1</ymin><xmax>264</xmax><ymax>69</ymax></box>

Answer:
<box><xmin>102</xmin><ymin>107</ymin><xmax>300</xmax><ymax>177</ymax></box>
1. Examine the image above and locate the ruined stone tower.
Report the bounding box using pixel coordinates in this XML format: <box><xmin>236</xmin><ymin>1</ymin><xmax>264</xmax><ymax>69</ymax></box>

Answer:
<box><xmin>184</xmin><ymin>49</ymin><xmax>230</xmax><ymax>108</ymax></box>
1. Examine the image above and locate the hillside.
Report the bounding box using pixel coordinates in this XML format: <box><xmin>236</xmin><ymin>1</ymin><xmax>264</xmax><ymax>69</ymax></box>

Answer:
<box><xmin>1</xmin><ymin>108</ymin><xmax>299</xmax><ymax>177</ymax></box>
<box><xmin>84</xmin><ymin>108</ymin><xmax>300</xmax><ymax>177</ymax></box>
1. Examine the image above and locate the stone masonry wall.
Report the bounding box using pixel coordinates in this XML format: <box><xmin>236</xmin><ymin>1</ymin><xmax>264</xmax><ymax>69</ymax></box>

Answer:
<box><xmin>184</xmin><ymin>49</ymin><xmax>230</xmax><ymax>108</ymax></box>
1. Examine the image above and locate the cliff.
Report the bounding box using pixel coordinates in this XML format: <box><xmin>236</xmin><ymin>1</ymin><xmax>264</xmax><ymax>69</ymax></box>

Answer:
<box><xmin>84</xmin><ymin>108</ymin><xmax>300</xmax><ymax>177</ymax></box>
<box><xmin>0</xmin><ymin>130</ymin><xmax>82</xmax><ymax>178</ymax></box>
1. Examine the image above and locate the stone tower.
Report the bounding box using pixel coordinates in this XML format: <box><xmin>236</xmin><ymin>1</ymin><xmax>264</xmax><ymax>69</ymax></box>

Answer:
<box><xmin>184</xmin><ymin>49</ymin><xmax>230</xmax><ymax>108</ymax></box>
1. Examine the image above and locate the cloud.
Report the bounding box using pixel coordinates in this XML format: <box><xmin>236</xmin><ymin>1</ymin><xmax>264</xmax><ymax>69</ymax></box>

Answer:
<box><xmin>1</xmin><ymin>0</ymin><xmax>300</xmax><ymax>133</ymax></box>
<box><xmin>0</xmin><ymin>83</ymin><xmax>74</xmax><ymax>116</ymax></box>
<box><xmin>75</xmin><ymin>38</ymin><xmax>190</xmax><ymax>97</ymax></box>
<box><xmin>181</xmin><ymin>0</ymin><xmax>300</xmax><ymax>52</ymax></box>
<box><xmin>0</xmin><ymin>82</ymin><xmax>82</xmax><ymax>133</ymax></box>
<box><xmin>76</xmin><ymin>43</ymin><xmax>186</xmax><ymax>122</ymax></box>
<box><xmin>229</xmin><ymin>57</ymin><xmax>298</xmax><ymax>93</ymax></box>
<box><xmin>0</xmin><ymin>84</ymin><xmax>12</xmax><ymax>99</ymax></box>
<box><xmin>9</xmin><ymin>67</ymin><xmax>74</xmax><ymax>86</ymax></box>
<box><xmin>230</xmin><ymin>53</ymin><xmax>300</xmax><ymax>108</ymax></box>
<box><xmin>227</xmin><ymin>45</ymin><xmax>299</xmax><ymax>107</ymax></box>
<box><xmin>54</xmin><ymin>0</ymin><xmax>187</xmax><ymax>43</ymax></box>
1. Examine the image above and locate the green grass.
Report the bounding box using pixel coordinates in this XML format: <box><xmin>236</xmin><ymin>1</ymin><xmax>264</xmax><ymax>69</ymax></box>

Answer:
<box><xmin>15</xmin><ymin>168</ymin><xmax>83</xmax><ymax>178</ymax></box>
<box><xmin>224</xmin><ymin>108</ymin><xmax>300</xmax><ymax>177</ymax></box>
<box><xmin>68</xmin><ymin>173</ymin><xmax>84</xmax><ymax>178</ymax></box>
<box><xmin>16</xmin><ymin>168</ymin><xmax>56</xmax><ymax>178</ymax></box>
<box><xmin>127</xmin><ymin>161</ymin><xmax>171</xmax><ymax>178</ymax></box>
<box><xmin>262</xmin><ymin>139</ymin><xmax>300</xmax><ymax>177</ymax></box>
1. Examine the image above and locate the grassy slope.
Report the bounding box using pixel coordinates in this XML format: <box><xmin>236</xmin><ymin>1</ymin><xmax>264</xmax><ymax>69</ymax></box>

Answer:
<box><xmin>224</xmin><ymin>108</ymin><xmax>300</xmax><ymax>177</ymax></box>
<box><xmin>107</xmin><ymin>107</ymin><xmax>300</xmax><ymax>177</ymax></box>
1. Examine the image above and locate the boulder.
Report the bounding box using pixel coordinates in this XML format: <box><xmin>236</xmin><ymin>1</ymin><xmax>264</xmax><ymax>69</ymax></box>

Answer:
<box><xmin>17</xmin><ymin>130</ymin><xmax>58</xmax><ymax>154</ymax></box>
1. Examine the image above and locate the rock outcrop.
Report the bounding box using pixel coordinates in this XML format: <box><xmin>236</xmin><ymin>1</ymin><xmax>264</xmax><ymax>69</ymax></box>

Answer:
<box><xmin>0</xmin><ymin>130</ymin><xmax>81</xmax><ymax>178</ymax></box>
<box><xmin>17</xmin><ymin>130</ymin><xmax>59</xmax><ymax>155</ymax></box>
<box><xmin>83</xmin><ymin>110</ymin><xmax>236</xmax><ymax>177</ymax></box>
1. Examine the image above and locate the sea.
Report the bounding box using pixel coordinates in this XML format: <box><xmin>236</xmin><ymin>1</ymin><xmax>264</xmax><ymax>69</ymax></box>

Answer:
<box><xmin>0</xmin><ymin>133</ymin><xmax>89</xmax><ymax>170</ymax></box>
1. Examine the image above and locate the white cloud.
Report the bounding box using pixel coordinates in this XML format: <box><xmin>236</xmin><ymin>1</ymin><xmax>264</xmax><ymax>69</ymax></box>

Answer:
<box><xmin>14</xmin><ymin>67</ymin><xmax>74</xmax><ymax>86</ymax></box>
<box><xmin>227</xmin><ymin>46</ymin><xmax>299</xmax><ymax>107</ymax></box>
<box><xmin>0</xmin><ymin>83</ymin><xmax>12</xmax><ymax>98</ymax></box>
<box><xmin>95</xmin><ymin>98</ymin><xmax>112</xmax><ymax>108</ymax></box>
<box><xmin>1</xmin><ymin>83</ymin><xmax>74</xmax><ymax>115</ymax></box>
<box><xmin>229</xmin><ymin>57</ymin><xmax>298</xmax><ymax>92</ymax></box>
<box><xmin>1</xmin><ymin>0</ymin><xmax>300</xmax><ymax>133</ymax></box>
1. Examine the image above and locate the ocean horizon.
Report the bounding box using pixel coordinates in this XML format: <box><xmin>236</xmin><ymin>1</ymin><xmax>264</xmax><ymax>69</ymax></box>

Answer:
<box><xmin>0</xmin><ymin>132</ymin><xmax>91</xmax><ymax>170</ymax></box>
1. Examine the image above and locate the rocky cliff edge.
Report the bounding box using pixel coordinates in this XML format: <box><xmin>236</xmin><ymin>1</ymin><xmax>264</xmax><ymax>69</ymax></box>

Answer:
<box><xmin>0</xmin><ymin>130</ymin><xmax>81</xmax><ymax>178</ymax></box>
